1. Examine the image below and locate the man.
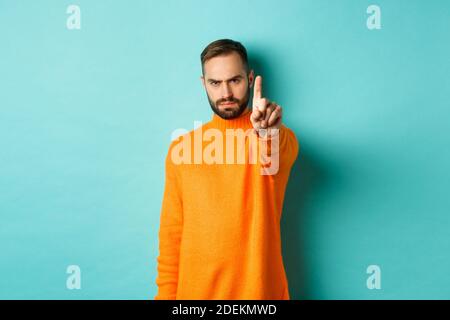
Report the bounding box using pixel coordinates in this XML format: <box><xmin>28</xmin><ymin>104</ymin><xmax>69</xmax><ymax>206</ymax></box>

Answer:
<box><xmin>154</xmin><ymin>39</ymin><xmax>299</xmax><ymax>300</ymax></box>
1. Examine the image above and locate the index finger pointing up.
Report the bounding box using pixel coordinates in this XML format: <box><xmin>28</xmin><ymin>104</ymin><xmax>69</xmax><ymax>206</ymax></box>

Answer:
<box><xmin>253</xmin><ymin>75</ymin><xmax>263</xmax><ymax>100</ymax></box>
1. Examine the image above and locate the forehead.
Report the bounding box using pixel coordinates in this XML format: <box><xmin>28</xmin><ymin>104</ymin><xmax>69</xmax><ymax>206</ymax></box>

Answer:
<box><xmin>203</xmin><ymin>52</ymin><xmax>246</xmax><ymax>79</ymax></box>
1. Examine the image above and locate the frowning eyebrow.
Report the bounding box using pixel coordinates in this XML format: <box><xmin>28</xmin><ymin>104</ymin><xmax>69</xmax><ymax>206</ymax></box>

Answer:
<box><xmin>207</xmin><ymin>75</ymin><xmax>244</xmax><ymax>83</ymax></box>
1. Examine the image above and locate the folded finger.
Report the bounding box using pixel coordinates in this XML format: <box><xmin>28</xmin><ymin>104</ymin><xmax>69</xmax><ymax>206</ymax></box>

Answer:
<box><xmin>268</xmin><ymin>105</ymin><xmax>281</xmax><ymax>126</ymax></box>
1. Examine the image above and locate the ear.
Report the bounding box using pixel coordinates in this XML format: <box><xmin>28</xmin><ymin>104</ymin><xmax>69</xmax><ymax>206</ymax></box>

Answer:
<box><xmin>200</xmin><ymin>75</ymin><xmax>206</xmax><ymax>88</ymax></box>
<box><xmin>248</xmin><ymin>69</ymin><xmax>255</xmax><ymax>87</ymax></box>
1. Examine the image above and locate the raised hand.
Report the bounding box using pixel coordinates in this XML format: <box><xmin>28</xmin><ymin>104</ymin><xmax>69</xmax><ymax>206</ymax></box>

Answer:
<box><xmin>250</xmin><ymin>75</ymin><xmax>282</xmax><ymax>136</ymax></box>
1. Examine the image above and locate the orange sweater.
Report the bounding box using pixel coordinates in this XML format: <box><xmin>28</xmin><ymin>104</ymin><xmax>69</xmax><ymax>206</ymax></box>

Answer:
<box><xmin>154</xmin><ymin>108</ymin><xmax>299</xmax><ymax>300</ymax></box>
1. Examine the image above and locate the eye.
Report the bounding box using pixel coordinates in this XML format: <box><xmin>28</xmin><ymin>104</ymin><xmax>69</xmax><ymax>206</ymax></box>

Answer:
<box><xmin>210</xmin><ymin>81</ymin><xmax>219</xmax><ymax>86</ymax></box>
<box><xmin>231</xmin><ymin>79</ymin><xmax>240</xmax><ymax>84</ymax></box>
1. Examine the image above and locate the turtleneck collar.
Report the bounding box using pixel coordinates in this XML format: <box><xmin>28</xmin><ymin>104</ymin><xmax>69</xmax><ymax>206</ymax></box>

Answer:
<box><xmin>210</xmin><ymin>107</ymin><xmax>253</xmax><ymax>130</ymax></box>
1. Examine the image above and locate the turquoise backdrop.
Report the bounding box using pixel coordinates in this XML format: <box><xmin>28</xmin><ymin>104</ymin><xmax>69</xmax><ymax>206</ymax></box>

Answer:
<box><xmin>1</xmin><ymin>0</ymin><xmax>449</xmax><ymax>299</ymax></box>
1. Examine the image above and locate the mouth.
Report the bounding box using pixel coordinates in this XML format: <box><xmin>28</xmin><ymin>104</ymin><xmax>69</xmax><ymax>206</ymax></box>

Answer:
<box><xmin>220</xmin><ymin>102</ymin><xmax>237</xmax><ymax>106</ymax></box>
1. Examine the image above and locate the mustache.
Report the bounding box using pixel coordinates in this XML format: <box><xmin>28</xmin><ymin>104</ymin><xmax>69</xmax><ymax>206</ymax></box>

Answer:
<box><xmin>216</xmin><ymin>97</ymin><xmax>240</xmax><ymax>105</ymax></box>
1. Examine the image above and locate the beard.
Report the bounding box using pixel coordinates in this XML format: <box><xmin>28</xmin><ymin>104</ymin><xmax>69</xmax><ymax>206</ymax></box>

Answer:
<box><xmin>207</xmin><ymin>85</ymin><xmax>250</xmax><ymax>120</ymax></box>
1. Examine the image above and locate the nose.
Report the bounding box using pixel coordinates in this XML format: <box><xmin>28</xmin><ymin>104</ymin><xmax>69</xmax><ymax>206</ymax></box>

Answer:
<box><xmin>221</xmin><ymin>82</ymin><xmax>233</xmax><ymax>99</ymax></box>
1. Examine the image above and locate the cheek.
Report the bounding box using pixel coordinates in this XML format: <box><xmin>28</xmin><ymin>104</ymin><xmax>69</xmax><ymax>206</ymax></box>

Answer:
<box><xmin>236</xmin><ymin>84</ymin><xmax>249</xmax><ymax>98</ymax></box>
<box><xmin>207</xmin><ymin>87</ymin><xmax>219</xmax><ymax>100</ymax></box>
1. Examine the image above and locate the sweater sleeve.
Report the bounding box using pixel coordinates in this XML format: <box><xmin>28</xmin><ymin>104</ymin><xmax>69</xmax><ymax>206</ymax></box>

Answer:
<box><xmin>154</xmin><ymin>141</ymin><xmax>183</xmax><ymax>300</ymax></box>
<box><xmin>257</xmin><ymin>124</ymin><xmax>299</xmax><ymax>175</ymax></box>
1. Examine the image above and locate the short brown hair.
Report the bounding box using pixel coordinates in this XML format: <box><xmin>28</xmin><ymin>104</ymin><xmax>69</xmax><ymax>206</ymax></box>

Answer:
<box><xmin>200</xmin><ymin>39</ymin><xmax>249</xmax><ymax>75</ymax></box>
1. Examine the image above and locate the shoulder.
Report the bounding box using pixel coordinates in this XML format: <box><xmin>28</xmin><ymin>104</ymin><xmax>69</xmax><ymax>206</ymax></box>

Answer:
<box><xmin>165</xmin><ymin>123</ymin><xmax>209</xmax><ymax>166</ymax></box>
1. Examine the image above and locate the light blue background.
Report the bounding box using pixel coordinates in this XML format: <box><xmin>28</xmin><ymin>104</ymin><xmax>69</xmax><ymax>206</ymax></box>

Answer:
<box><xmin>1</xmin><ymin>0</ymin><xmax>449</xmax><ymax>299</ymax></box>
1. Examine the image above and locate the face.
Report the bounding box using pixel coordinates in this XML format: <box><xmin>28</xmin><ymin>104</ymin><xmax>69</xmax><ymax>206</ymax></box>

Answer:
<box><xmin>201</xmin><ymin>52</ymin><xmax>254</xmax><ymax>120</ymax></box>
